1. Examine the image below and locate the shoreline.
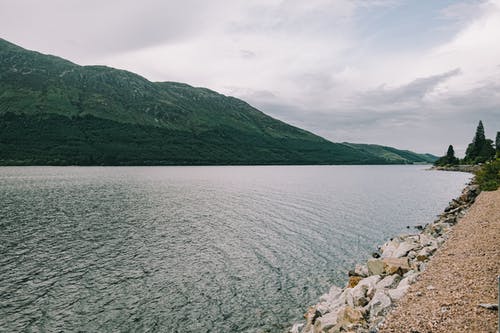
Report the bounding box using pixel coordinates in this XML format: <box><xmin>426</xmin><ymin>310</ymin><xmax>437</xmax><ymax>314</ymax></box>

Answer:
<box><xmin>379</xmin><ymin>185</ymin><xmax>500</xmax><ymax>332</ymax></box>
<box><xmin>430</xmin><ymin>164</ymin><xmax>481</xmax><ymax>173</ymax></box>
<box><xmin>288</xmin><ymin>179</ymin><xmax>482</xmax><ymax>333</ymax></box>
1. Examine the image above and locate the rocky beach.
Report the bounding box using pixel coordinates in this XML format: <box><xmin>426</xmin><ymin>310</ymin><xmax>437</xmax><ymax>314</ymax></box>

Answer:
<box><xmin>289</xmin><ymin>180</ymin><xmax>499</xmax><ymax>333</ymax></box>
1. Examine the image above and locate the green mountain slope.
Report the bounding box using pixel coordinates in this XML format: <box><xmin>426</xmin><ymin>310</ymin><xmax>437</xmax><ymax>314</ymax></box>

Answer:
<box><xmin>0</xmin><ymin>38</ymin><xmax>432</xmax><ymax>165</ymax></box>
<box><xmin>344</xmin><ymin>143</ymin><xmax>438</xmax><ymax>164</ymax></box>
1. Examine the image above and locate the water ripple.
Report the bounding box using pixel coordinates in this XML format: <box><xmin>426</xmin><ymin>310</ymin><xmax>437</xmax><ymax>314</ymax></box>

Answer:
<box><xmin>0</xmin><ymin>166</ymin><xmax>470</xmax><ymax>332</ymax></box>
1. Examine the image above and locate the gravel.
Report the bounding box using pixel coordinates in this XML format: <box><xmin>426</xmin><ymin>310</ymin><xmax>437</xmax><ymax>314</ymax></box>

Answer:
<box><xmin>379</xmin><ymin>188</ymin><xmax>500</xmax><ymax>333</ymax></box>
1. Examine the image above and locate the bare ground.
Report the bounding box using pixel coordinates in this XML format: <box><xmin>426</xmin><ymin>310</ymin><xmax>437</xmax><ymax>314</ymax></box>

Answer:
<box><xmin>379</xmin><ymin>188</ymin><xmax>500</xmax><ymax>333</ymax></box>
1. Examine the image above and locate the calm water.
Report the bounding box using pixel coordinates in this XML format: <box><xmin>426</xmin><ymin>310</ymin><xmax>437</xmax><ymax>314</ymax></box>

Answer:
<box><xmin>0</xmin><ymin>166</ymin><xmax>470</xmax><ymax>333</ymax></box>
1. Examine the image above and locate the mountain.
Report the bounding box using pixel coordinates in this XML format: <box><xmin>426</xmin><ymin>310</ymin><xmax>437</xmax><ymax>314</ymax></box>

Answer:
<box><xmin>0</xmin><ymin>38</ymin><xmax>435</xmax><ymax>165</ymax></box>
<box><xmin>343</xmin><ymin>143</ymin><xmax>438</xmax><ymax>164</ymax></box>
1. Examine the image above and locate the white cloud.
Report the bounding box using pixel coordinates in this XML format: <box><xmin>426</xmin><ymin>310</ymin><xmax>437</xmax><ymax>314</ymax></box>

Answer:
<box><xmin>0</xmin><ymin>0</ymin><xmax>499</xmax><ymax>154</ymax></box>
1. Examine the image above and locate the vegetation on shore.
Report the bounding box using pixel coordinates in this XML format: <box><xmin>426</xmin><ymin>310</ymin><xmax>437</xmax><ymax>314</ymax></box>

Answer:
<box><xmin>476</xmin><ymin>158</ymin><xmax>500</xmax><ymax>191</ymax></box>
<box><xmin>433</xmin><ymin>145</ymin><xmax>459</xmax><ymax>167</ymax></box>
<box><xmin>434</xmin><ymin>120</ymin><xmax>500</xmax><ymax>191</ymax></box>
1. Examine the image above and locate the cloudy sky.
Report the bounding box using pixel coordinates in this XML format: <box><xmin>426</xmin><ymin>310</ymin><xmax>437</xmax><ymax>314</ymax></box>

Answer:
<box><xmin>1</xmin><ymin>0</ymin><xmax>499</xmax><ymax>155</ymax></box>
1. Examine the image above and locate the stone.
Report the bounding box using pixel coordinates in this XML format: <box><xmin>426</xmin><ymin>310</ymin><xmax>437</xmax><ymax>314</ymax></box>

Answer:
<box><xmin>442</xmin><ymin>216</ymin><xmax>457</xmax><ymax>225</ymax></box>
<box><xmin>392</xmin><ymin>241</ymin><xmax>419</xmax><ymax>258</ymax></box>
<box><xmin>418</xmin><ymin>234</ymin><xmax>435</xmax><ymax>247</ymax></box>
<box><xmin>319</xmin><ymin>285</ymin><xmax>343</xmax><ymax>304</ymax></box>
<box><xmin>289</xmin><ymin>323</ymin><xmax>304</xmax><ymax>333</ymax></box>
<box><xmin>375</xmin><ymin>274</ymin><xmax>401</xmax><ymax>290</ymax></box>
<box><xmin>380</xmin><ymin>240</ymin><xmax>399</xmax><ymax>258</ymax></box>
<box><xmin>302</xmin><ymin>306</ymin><xmax>317</xmax><ymax>333</ymax></box>
<box><xmin>330</xmin><ymin>306</ymin><xmax>365</xmax><ymax>332</ymax></box>
<box><xmin>314</xmin><ymin>308</ymin><xmax>342</xmax><ymax>332</ymax></box>
<box><xmin>478</xmin><ymin>303</ymin><xmax>498</xmax><ymax>310</ymax></box>
<box><xmin>388</xmin><ymin>285</ymin><xmax>409</xmax><ymax>301</ymax></box>
<box><xmin>383</xmin><ymin>257</ymin><xmax>411</xmax><ymax>275</ymax></box>
<box><xmin>417</xmin><ymin>262</ymin><xmax>427</xmax><ymax>272</ymax></box>
<box><xmin>354</xmin><ymin>275</ymin><xmax>381</xmax><ymax>302</ymax></box>
<box><xmin>347</xmin><ymin>276</ymin><xmax>363</xmax><ymax>288</ymax></box>
<box><xmin>407</xmin><ymin>250</ymin><xmax>417</xmax><ymax>259</ymax></box>
<box><xmin>367</xmin><ymin>258</ymin><xmax>385</xmax><ymax>276</ymax></box>
<box><xmin>397</xmin><ymin>272</ymin><xmax>418</xmax><ymax>289</ymax></box>
<box><xmin>365</xmin><ymin>290</ymin><xmax>392</xmax><ymax>319</ymax></box>
<box><xmin>354</xmin><ymin>264</ymin><xmax>369</xmax><ymax>277</ymax></box>
<box><xmin>357</xmin><ymin>274</ymin><xmax>382</xmax><ymax>288</ymax></box>
<box><xmin>380</xmin><ymin>238</ymin><xmax>419</xmax><ymax>258</ymax></box>
<box><xmin>416</xmin><ymin>254</ymin><xmax>427</xmax><ymax>262</ymax></box>
<box><xmin>339</xmin><ymin>288</ymin><xmax>354</xmax><ymax>308</ymax></box>
<box><xmin>351</xmin><ymin>285</ymin><xmax>368</xmax><ymax>307</ymax></box>
<box><xmin>349</xmin><ymin>264</ymin><xmax>369</xmax><ymax>277</ymax></box>
<box><xmin>316</xmin><ymin>303</ymin><xmax>330</xmax><ymax>316</ymax></box>
<box><xmin>416</xmin><ymin>246</ymin><xmax>434</xmax><ymax>261</ymax></box>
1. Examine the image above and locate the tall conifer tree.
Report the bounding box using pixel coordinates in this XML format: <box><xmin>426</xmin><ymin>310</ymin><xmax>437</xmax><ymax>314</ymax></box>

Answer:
<box><xmin>465</xmin><ymin>120</ymin><xmax>494</xmax><ymax>163</ymax></box>
<box><xmin>496</xmin><ymin>131</ymin><xmax>500</xmax><ymax>156</ymax></box>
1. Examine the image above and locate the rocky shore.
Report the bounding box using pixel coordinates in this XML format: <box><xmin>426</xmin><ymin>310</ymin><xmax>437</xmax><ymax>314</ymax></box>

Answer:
<box><xmin>431</xmin><ymin>164</ymin><xmax>481</xmax><ymax>173</ymax></box>
<box><xmin>288</xmin><ymin>182</ymin><xmax>481</xmax><ymax>333</ymax></box>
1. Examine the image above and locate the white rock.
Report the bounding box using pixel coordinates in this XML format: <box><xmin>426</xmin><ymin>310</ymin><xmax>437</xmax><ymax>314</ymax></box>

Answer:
<box><xmin>354</xmin><ymin>264</ymin><xmax>369</xmax><ymax>277</ymax></box>
<box><xmin>365</xmin><ymin>290</ymin><xmax>392</xmax><ymax>319</ymax></box>
<box><xmin>416</xmin><ymin>245</ymin><xmax>435</xmax><ymax>261</ymax></box>
<box><xmin>381</xmin><ymin>238</ymin><xmax>420</xmax><ymax>258</ymax></box>
<box><xmin>392</xmin><ymin>241</ymin><xmax>419</xmax><ymax>258</ymax></box>
<box><xmin>289</xmin><ymin>322</ymin><xmax>304</xmax><ymax>333</ymax></box>
<box><xmin>375</xmin><ymin>274</ymin><xmax>401</xmax><ymax>290</ymax></box>
<box><xmin>351</xmin><ymin>284</ymin><xmax>369</xmax><ymax>307</ymax></box>
<box><xmin>397</xmin><ymin>272</ymin><xmax>418</xmax><ymax>289</ymax></box>
<box><xmin>357</xmin><ymin>275</ymin><xmax>382</xmax><ymax>300</ymax></box>
<box><xmin>418</xmin><ymin>234</ymin><xmax>436</xmax><ymax>247</ymax></box>
<box><xmin>316</xmin><ymin>303</ymin><xmax>330</xmax><ymax>315</ymax></box>
<box><xmin>319</xmin><ymin>286</ymin><xmax>350</xmax><ymax>313</ymax></box>
<box><xmin>418</xmin><ymin>262</ymin><xmax>428</xmax><ymax>272</ymax></box>
<box><xmin>340</xmin><ymin>288</ymin><xmax>354</xmax><ymax>307</ymax></box>
<box><xmin>319</xmin><ymin>285</ymin><xmax>343</xmax><ymax>304</ymax></box>
<box><xmin>380</xmin><ymin>239</ymin><xmax>399</xmax><ymax>258</ymax></box>
<box><xmin>315</xmin><ymin>308</ymin><xmax>342</xmax><ymax>332</ymax></box>
<box><xmin>357</xmin><ymin>274</ymin><xmax>382</xmax><ymax>288</ymax></box>
<box><xmin>388</xmin><ymin>285</ymin><xmax>409</xmax><ymax>301</ymax></box>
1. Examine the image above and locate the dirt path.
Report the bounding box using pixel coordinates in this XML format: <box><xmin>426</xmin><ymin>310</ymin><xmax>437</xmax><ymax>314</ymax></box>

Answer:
<box><xmin>380</xmin><ymin>189</ymin><xmax>500</xmax><ymax>333</ymax></box>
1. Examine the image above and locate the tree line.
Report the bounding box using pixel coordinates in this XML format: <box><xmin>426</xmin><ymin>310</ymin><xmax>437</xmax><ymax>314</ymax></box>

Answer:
<box><xmin>434</xmin><ymin>120</ymin><xmax>500</xmax><ymax>191</ymax></box>
<box><xmin>434</xmin><ymin>120</ymin><xmax>499</xmax><ymax>166</ymax></box>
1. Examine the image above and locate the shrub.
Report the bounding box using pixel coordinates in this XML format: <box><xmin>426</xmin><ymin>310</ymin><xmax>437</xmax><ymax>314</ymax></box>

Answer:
<box><xmin>476</xmin><ymin>158</ymin><xmax>500</xmax><ymax>191</ymax></box>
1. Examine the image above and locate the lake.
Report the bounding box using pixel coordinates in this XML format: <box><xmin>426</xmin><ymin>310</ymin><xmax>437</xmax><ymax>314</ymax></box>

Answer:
<box><xmin>0</xmin><ymin>166</ymin><xmax>471</xmax><ymax>332</ymax></box>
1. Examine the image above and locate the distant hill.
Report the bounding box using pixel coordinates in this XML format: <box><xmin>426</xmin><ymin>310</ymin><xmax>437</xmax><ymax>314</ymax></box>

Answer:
<box><xmin>344</xmin><ymin>143</ymin><xmax>438</xmax><ymax>164</ymax></box>
<box><xmin>0</xmin><ymin>38</ymin><xmax>435</xmax><ymax>165</ymax></box>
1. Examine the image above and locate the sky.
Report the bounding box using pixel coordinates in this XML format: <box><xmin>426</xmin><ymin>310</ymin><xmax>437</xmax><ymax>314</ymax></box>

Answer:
<box><xmin>1</xmin><ymin>0</ymin><xmax>499</xmax><ymax>156</ymax></box>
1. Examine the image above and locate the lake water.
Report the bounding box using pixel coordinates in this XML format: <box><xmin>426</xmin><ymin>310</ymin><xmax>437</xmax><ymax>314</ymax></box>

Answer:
<box><xmin>0</xmin><ymin>166</ymin><xmax>470</xmax><ymax>332</ymax></box>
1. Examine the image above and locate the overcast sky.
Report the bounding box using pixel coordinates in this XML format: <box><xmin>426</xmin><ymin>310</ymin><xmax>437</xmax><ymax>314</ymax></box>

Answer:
<box><xmin>1</xmin><ymin>0</ymin><xmax>499</xmax><ymax>155</ymax></box>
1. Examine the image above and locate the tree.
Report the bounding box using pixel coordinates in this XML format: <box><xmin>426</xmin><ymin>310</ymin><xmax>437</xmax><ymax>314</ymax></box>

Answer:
<box><xmin>434</xmin><ymin>144</ymin><xmax>459</xmax><ymax>166</ymax></box>
<box><xmin>496</xmin><ymin>131</ymin><xmax>500</xmax><ymax>157</ymax></box>
<box><xmin>446</xmin><ymin>145</ymin><xmax>456</xmax><ymax>161</ymax></box>
<box><xmin>464</xmin><ymin>120</ymin><xmax>495</xmax><ymax>163</ymax></box>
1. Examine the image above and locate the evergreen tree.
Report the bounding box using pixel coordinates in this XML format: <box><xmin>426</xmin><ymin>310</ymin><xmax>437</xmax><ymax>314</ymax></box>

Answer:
<box><xmin>446</xmin><ymin>145</ymin><xmax>455</xmax><ymax>161</ymax></box>
<box><xmin>496</xmin><ymin>131</ymin><xmax>500</xmax><ymax>156</ymax></box>
<box><xmin>465</xmin><ymin>120</ymin><xmax>495</xmax><ymax>163</ymax></box>
<box><xmin>434</xmin><ymin>144</ymin><xmax>459</xmax><ymax>166</ymax></box>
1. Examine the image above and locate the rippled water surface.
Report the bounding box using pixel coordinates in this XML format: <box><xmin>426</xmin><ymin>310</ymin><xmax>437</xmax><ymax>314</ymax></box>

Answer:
<box><xmin>0</xmin><ymin>166</ymin><xmax>470</xmax><ymax>332</ymax></box>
